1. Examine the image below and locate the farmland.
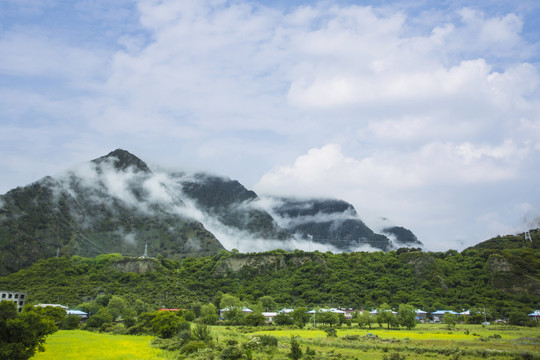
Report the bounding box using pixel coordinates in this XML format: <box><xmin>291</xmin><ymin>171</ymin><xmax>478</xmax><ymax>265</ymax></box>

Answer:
<box><xmin>34</xmin><ymin>324</ymin><xmax>540</xmax><ymax>360</ymax></box>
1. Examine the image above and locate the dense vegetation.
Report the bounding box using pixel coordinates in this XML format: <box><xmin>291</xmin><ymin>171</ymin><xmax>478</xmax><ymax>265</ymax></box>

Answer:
<box><xmin>0</xmin><ymin>301</ymin><xmax>58</xmax><ymax>360</ymax></box>
<box><xmin>1</xmin><ymin>231</ymin><xmax>538</xmax><ymax>318</ymax></box>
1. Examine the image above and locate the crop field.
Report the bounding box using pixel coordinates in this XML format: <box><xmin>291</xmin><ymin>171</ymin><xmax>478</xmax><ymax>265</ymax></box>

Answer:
<box><xmin>34</xmin><ymin>324</ymin><xmax>539</xmax><ymax>360</ymax></box>
<box><xmin>33</xmin><ymin>330</ymin><xmax>166</xmax><ymax>360</ymax></box>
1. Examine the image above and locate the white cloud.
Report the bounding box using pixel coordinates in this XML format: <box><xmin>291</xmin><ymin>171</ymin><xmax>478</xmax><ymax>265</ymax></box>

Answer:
<box><xmin>1</xmin><ymin>0</ymin><xmax>539</xmax><ymax>251</ymax></box>
<box><xmin>254</xmin><ymin>141</ymin><xmax>535</xmax><ymax>250</ymax></box>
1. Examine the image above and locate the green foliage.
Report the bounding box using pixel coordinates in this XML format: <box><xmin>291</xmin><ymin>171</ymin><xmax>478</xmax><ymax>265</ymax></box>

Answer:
<box><xmin>106</xmin><ymin>295</ymin><xmax>129</xmax><ymax>320</ymax></box>
<box><xmin>200</xmin><ymin>303</ymin><xmax>219</xmax><ymax>325</ymax></box>
<box><xmin>85</xmin><ymin>308</ymin><xmax>113</xmax><ymax>328</ymax></box>
<box><xmin>0</xmin><ymin>301</ymin><xmax>57</xmax><ymax>360</ymax></box>
<box><xmin>291</xmin><ymin>307</ymin><xmax>311</xmax><ymax>328</ymax></box>
<box><xmin>259</xmin><ymin>295</ymin><xmax>277</xmax><ymax>311</ymax></box>
<box><xmin>289</xmin><ymin>335</ymin><xmax>303</xmax><ymax>360</ymax></box>
<box><xmin>220</xmin><ymin>346</ymin><xmax>244</xmax><ymax>360</ymax></box>
<box><xmin>181</xmin><ymin>340</ymin><xmax>208</xmax><ymax>354</ymax></box>
<box><xmin>61</xmin><ymin>315</ymin><xmax>81</xmax><ymax>330</ymax></box>
<box><xmin>220</xmin><ymin>294</ymin><xmax>243</xmax><ymax>309</ymax></box>
<box><xmin>34</xmin><ymin>306</ymin><xmax>66</xmax><ymax>326</ymax></box>
<box><xmin>377</xmin><ymin>304</ymin><xmax>396</xmax><ymax>330</ymax></box>
<box><xmin>244</xmin><ymin>313</ymin><xmax>266</xmax><ymax>326</ymax></box>
<box><xmin>509</xmin><ymin>311</ymin><xmax>529</xmax><ymax>326</ymax></box>
<box><xmin>398</xmin><ymin>304</ymin><xmax>417</xmax><ymax>330</ymax></box>
<box><xmin>318</xmin><ymin>311</ymin><xmax>339</xmax><ymax>327</ymax></box>
<box><xmin>324</xmin><ymin>327</ymin><xmax>337</xmax><ymax>337</ymax></box>
<box><xmin>358</xmin><ymin>311</ymin><xmax>374</xmax><ymax>329</ymax></box>
<box><xmin>443</xmin><ymin>312</ymin><xmax>457</xmax><ymax>329</ymax></box>
<box><xmin>274</xmin><ymin>312</ymin><xmax>294</xmax><ymax>326</ymax></box>
<box><xmin>223</xmin><ymin>307</ymin><xmax>245</xmax><ymax>325</ymax></box>
<box><xmin>1</xmin><ymin>241</ymin><xmax>539</xmax><ymax>321</ymax></box>
<box><xmin>151</xmin><ymin>311</ymin><xmax>189</xmax><ymax>339</ymax></box>
<box><xmin>258</xmin><ymin>334</ymin><xmax>278</xmax><ymax>347</ymax></box>
<box><xmin>192</xmin><ymin>323</ymin><xmax>212</xmax><ymax>341</ymax></box>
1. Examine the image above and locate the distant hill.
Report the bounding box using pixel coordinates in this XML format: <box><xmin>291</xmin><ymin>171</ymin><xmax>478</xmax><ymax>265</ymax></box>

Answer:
<box><xmin>467</xmin><ymin>229</ymin><xmax>540</xmax><ymax>250</ymax></box>
<box><xmin>0</xmin><ymin>149</ymin><xmax>420</xmax><ymax>275</ymax></box>
<box><xmin>0</xmin><ymin>245</ymin><xmax>537</xmax><ymax>315</ymax></box>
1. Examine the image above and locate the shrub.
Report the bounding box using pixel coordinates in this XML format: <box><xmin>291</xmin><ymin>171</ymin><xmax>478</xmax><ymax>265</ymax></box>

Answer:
<box><xmin>324</xmin><ymin>327</ymin><xmax>337</xmax><ymax>337</ymax></box>
<box><xmin>182</xmin><ymin>340</ymin><xmax>208</xmax><ymax>354</ymax></box>
<box><xmin>258</xmin><ymin>334</ymin><xmax>278</xmax><ymax>347</ymax></box>
<box><xmin>220</xmin><ymin>346</ymin><xmax>243</xmax><ymax>360</ymax></box>
<box><xmin>192</xmin><ymin>323</ymin><xmax>212</xmax><ymax>341</ymax></box>
<box><xmin>86</xmin><ymin>309</ymin><xmax>113</xmax><ymax>328</ymax></box>
<box><xmin>61</xmin><ymin>315</ymin><xmax>81</xmax><ymax>330</ymax></box>
<box><xmin>289</xmin><ymin>336</ymin><xmax>302</xmax><ymax>360</ymax></box>
<box><xmin>152</xmin><ymin>311</ymin><xmax>190</xmax><ymax>339</ymax></box>
<box><xmin>383</xmin><ymin>352</ymin><xmax>407</xmax><ymax>360</ymax></box>
<box><xmin>151</xmin><ymin>337</ymin><xmax>185</xmax><ymax>351</ymax></box>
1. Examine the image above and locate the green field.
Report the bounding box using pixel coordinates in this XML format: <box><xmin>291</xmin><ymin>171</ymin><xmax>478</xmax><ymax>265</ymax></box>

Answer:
<box><xmin>33</xmin><ymin>330</ymin><xmax>165</xmax><ymax>360</ymax></box>
<box><xmin>34</xmin><ymin>324</ymin><xmax>539</xmax><ymax>360</ymax></box>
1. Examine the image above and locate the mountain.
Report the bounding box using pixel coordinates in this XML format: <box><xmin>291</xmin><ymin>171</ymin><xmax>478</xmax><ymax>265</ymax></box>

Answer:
<box><xmin>266</xmin><ymin>198</ymin><xmax>394</xmax><ymax>251</ymax></box>
<box><xmin>0</xmin><ymin>149</ymin><xmax>420</xmax><ymax>275</ymax></box>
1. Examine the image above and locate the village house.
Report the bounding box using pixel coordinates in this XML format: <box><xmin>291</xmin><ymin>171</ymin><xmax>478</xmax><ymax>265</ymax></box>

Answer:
<box><xmin>528</xmin><ymin>310</ymin><xmax>540</xmax><ymax>322</ymax></box>
<box><xmin>431</xmin><ymin>310</ymin><xmax>458</xmax><ymax>322</ymax></box>
<box><xmin>0</xmin><ymin>290</ymin><xmax>26</xmax><ymax>312</ymax></box>
<box><xmin>415</xmin><ymin>309</ymin><xmax>428</xmax><ymax>322</ymax></box>
<box><xmin>261</xmin><ymin>312</ymin><xmax>278</xmax><ymax>323</ymax></box>
<box><xmin>219</xmin><ymin>307</ymin><xmax>253</xmax><ymax>318</ymax></box>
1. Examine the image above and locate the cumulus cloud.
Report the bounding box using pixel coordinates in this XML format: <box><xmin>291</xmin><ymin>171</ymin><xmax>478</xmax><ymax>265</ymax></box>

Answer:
<box><xmin>1</xmin><ymin>0</ymin><xmax>539</xmax><ymax>250</ymax></box>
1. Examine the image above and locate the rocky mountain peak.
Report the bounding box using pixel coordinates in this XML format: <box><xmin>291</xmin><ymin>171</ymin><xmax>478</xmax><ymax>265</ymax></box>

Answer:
<box><xmin>92</xmin><ymin>149</ymin><xmax>151</xmax><ymax>173</ymax></box>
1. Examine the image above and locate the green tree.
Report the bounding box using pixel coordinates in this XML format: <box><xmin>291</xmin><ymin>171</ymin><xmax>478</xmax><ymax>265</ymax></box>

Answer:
<box><xmin>152</xmin><ymin>311</ymin><xmax>185</xmax><ymax>339</ymax></box>
<box><xmin>358</xmin><ymin>312</ymin><xmax>373</xmax><ymax>329</ymax></box>
<box><xmin>106</xmin><ymin>295</ymin><xmax>128</xmax><ymax>321</ymax></box>
<box><xmin>318</xmin><ymin>311</ymin><xmax>339</xmax><ymax>327</ymax></box>
<box><xmin>133</xmin><ymin>299</ymin><xmax>151</xmax><ymax>315</ymax></box>
<box><xmin>398</xmin><ymin>304</ymin><xmax>417</xmax><ymax>330</ymax></box>
<box><xmin>61</xmin><ymin>315</ymin><xmax>81</xmax><ymax>330</ymax></box>
<box><xmin>443</xmin><ymin>312</ymin><xmax>456</xmax><ymax>329</ymax></box>
<box><xmin>0</xmin><ymin>301</ymin><xmax>57</xmax><ymax>360</ymax></box>
<box><xmin>291</xmin><ymin>307</ymin><xmax>310</xmax><ymax>328</ymax></box>
<box><xmin>220</xmin><ymin>294</ymin><xmax>243</xmax><ymax>309</ymax></box>
<box><xmin>273</xmin><ymin>312</ymin><xmax>294</xmax><ymax>326</ymax></box>
<box><xmin>244</xmin><ymin>313</ymin><xmax>266</xmax><ymax>326</ymax></box>
<box><xmin>86</xmin><ymin>308</ymin><xmax>113</xmax><ymax>328</ymax></box>
<box><xmin>200</xmin><ymin>303</ymin><xmax>219</xmax><ymax>325</ymax></box>
<box><xmin>33</xmin><ymin>306</ymin><xmax>66</xmax><ymax>326</ymax></box>
<box><xmin>377</xmin><ymin>304</ymin><xmax>395</xmax><ymax>330</ymax></box>
<box><xmin>508</xmin><ymin>311</ymin><xmax>529</xmax><ymax>326</ymax></box>
<box><xmin>224</xmin><ymin>307</ymin><xmax>245</xmax><ymax>325</ymax></box>
<box><xmin>259</xmin><ymin>296</ymin><xmax>277</xmax><ymax>311</ymax></box>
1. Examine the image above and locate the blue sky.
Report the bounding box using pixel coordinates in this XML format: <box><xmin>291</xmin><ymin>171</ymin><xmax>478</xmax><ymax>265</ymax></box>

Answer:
<box><xmin>1</xmin><ymin>0</ymin><xmax>539</xmax><ymax>251</ymax></box>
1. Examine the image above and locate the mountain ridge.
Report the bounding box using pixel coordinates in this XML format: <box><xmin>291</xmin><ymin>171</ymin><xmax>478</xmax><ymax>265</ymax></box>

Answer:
<box><xmin>0</xmin><ymin>149</ymin><xmax>421</xmax><ymax>276</ymax></box>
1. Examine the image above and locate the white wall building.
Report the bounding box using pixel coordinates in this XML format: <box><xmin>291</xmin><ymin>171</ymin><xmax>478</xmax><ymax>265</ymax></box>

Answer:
<box><xmin>0</xmin><ymin>291</ymin><xmax>26</xmax><ymax>312</ymax></box>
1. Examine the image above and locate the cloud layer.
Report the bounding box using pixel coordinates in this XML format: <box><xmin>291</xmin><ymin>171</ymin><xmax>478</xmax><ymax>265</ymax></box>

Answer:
<box><xmin>1</xmin><ymin>0</ymin><xmax>539</xmax><ymax>250</ymax></box>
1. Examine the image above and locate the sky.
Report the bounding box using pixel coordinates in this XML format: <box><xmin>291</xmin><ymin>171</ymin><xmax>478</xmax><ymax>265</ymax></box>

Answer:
<box><xmin>1</xmin><ymin>0</ymin><xmax>539</xmax><ymax>251</ymax></box>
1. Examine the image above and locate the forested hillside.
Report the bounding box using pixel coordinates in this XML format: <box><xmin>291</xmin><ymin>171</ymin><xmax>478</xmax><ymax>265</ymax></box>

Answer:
<box><xmin>0</xmin><ymin>149</ymin><xmax>420</xmax><ymax>276</ymax></box>
<box><xmin>1</xmin><ymin>234</ymin><xmax>538</xmax><ymax>318</ymax></box>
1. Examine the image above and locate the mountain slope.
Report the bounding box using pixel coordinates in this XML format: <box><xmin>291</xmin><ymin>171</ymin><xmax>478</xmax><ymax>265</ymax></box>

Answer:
<box><xmin>266</xmin><ymin>198</ymin><xmax>394</xmax><ymax>251</ymax></box>
<box><xmin>0</xmin><ymin>150</ymin><xmax>224</xmax><ymax>276</ymax></box>
<box><xmin>0</xmin><ymin>149</ymin><xmax>421</xmax><ymax>275</ymax></box>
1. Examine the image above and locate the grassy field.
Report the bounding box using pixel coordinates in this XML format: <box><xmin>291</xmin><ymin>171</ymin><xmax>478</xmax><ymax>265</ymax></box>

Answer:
<box><xmin>33</xmin><ymin>330</ymin><xmax>166</xmax><ymax>360</ymax></box>
<box><xmin>34</xmin><ymin>324</ymin><xmax>540</xmax><ymax>360</ymax></box>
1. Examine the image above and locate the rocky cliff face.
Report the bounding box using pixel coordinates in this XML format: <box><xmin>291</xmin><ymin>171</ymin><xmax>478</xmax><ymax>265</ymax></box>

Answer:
<box><xmin>110</xmin><ymin>257</ymin><xmax>161</xmax><ymax>274</ymax></box>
